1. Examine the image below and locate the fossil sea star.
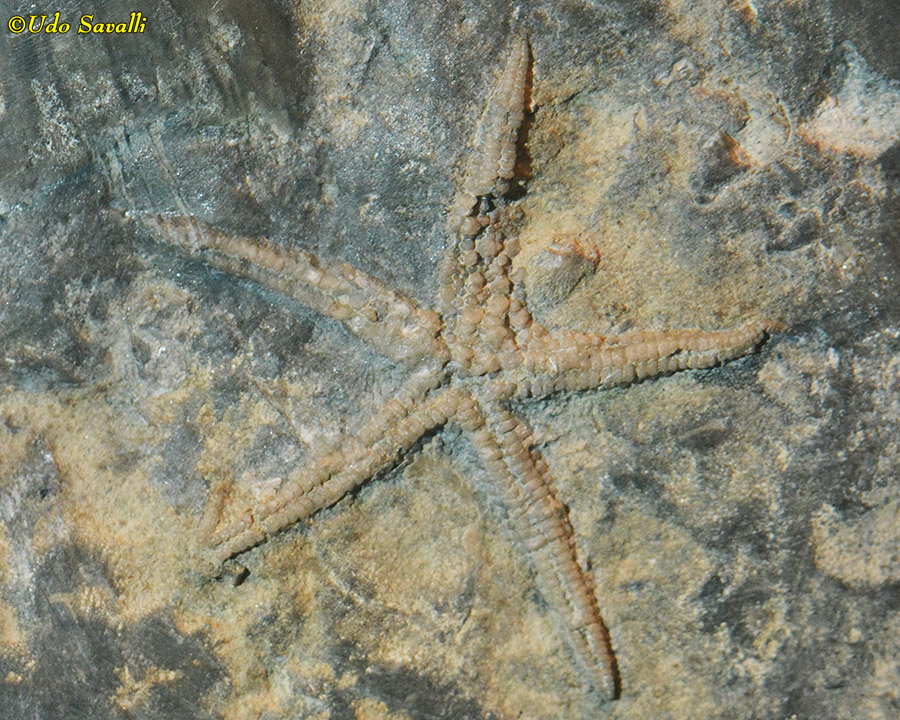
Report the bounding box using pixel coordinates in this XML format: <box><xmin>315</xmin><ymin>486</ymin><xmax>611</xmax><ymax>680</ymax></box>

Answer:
<box><xmin>142</xmin><ymin>35</ymin><xmax>780</xmax><ymax>701</ymax></box>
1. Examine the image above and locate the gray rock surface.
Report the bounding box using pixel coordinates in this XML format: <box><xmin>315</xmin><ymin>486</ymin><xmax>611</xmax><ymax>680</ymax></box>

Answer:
<box><xmin>1</xmin><ymin>1</ymin><xmax>899</xmax><ymax>718</ymax></box>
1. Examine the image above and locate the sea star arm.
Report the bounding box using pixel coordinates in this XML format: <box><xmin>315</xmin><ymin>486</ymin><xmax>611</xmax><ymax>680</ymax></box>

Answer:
<box><xmin>510</xmin><ymin>318</ymin><xmax>783</xmax><ymax>398</ymax></box>
<box><xmin>440</xmin><ymin>34</ymin><xmax>531</xmax><ymax>334</ymax></box>
<box><xmin>446</xmin><ymin>34</ymin><xmax>529</xmax><ymax>237</ymax></box>
<box><xmin>455</xmin><ymin>390</ymin><xmax>619</xmax><ymax>700</ymax></box>
<box><xmin>142</xmin><ymin>214</ymin><xmax>448</xmax><ymax>367</ymax></box>
<box><xmin>203</xmin><ymin>369</ymin><xmax>458</xmax><ymax>562</ymax></box>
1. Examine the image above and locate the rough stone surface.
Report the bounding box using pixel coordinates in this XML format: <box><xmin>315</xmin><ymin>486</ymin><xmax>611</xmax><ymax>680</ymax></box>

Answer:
<box><xmin>2</xmin><ymin>1</ymin><xmax>899</xmax><ymax>718</ymax></box>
